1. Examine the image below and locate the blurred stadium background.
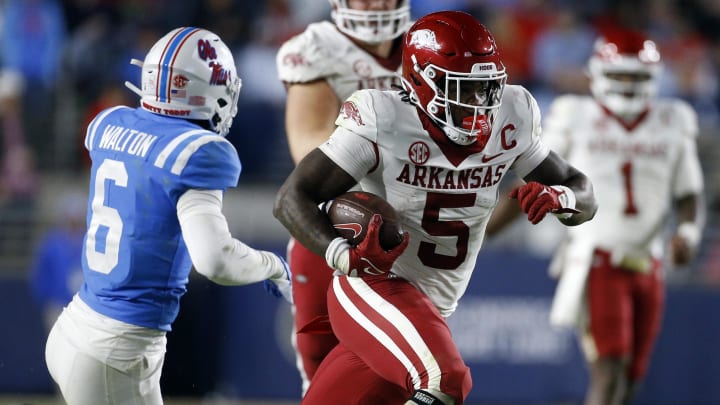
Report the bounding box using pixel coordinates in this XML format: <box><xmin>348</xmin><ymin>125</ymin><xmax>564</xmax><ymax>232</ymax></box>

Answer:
<box><xmin>1</xmin><ymin>0</ymin><xmax>719</xmax><ymax>404</ymax></box>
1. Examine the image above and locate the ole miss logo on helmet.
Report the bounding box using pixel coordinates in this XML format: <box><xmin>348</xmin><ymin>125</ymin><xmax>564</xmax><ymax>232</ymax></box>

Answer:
<box><xmin>208</xmin><ymin>61</ymin><xmax>231</xmax><ymax>85</ymax></box>
<box><xmin>340</xmin><ymin>101</ymin><xmax>364</xmax><ymax>126</ymax></box>
<box><xmin>196</xmin><ymin>39</ymin><xmax>231</xmax><ymax>86</ymax></box>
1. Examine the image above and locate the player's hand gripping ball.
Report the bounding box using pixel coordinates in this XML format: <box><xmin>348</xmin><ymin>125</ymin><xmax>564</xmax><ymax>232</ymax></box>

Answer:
<box><xmin>326</xmin><ymin>191</ymin><xmax>404</xmax><ymax>250</ymax></box>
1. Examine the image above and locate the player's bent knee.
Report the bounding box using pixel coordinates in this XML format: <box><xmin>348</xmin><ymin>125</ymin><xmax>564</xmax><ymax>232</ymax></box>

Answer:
<box><xmin>442</xmin><ymin>363</ymin><xmax>472</xmax><ymax>404</ymax></box>
<box><xmin>414</xmin><ymin>364</ymin><xmax>472</xmax><ymax>405</ymax></box>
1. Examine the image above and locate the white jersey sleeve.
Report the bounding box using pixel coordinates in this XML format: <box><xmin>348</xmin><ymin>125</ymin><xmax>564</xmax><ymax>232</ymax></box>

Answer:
<box><xmin>276</xmin><ymin>22</ymin><xmax>339</xmax><ymax>83</ymax></box>
<box><xmin>507</xmin><ymin>86</ymin><xmax>550</xmax><ymax>178</ymax></box>
<box><xmin>541</xmin><ymin>95</ymin><xmax>579</xmax><ymax>158</ymax></box>
<box><xmin>319</xmin><ymin>90</ymin><xmax>380</xmax><ymax>179</ymax></box>
<box><xmin>320</xmin><ymin>128</ymin><xmax>378</xmax><ymax>181</ymax></box>
<box><xmin>669</xmin><ymin>100</ymin><xmax>703</xmax><ymax>197</ymax></box>
<box><xmin>277</xmin><ymin>21</ymin><xmax>403</xmax><ymax>101</ymax></box>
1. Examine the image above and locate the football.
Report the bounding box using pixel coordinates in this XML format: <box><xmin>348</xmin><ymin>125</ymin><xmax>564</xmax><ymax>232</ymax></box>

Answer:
<box><xmin>326</xmin><ymin>191</ymin><xmax>404</xmax><ymax>250</ymax></box>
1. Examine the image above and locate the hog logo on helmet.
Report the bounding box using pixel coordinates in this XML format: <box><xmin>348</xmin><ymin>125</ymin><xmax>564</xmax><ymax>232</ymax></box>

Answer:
<box><xmin>400</xmin><ymin>11</ymin><xmax>507</xmax><ymax>148</ymax></box>
<box><xmin>409</xmin><ymin>29</ymin><xmax>441</xmax><ymax>51</ymax></box>
<box><xmin>124</xmin><ymin>27</ymin><xmax>242</xmax><ymax>137</ymax></box>
<box><xmin>340</xmin><ymin>100</ymin><xmax>365</xmax><ymax>126</ymax></box>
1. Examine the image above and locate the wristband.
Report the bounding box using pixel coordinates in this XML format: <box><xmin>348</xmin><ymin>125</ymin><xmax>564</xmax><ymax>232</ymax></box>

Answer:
<box><xmin>550</xmin><ymin>185</ymin><xmax>577</xmax><ymax>219</ymax></box>
<box><xmin>677</xmin><ymin>222</ymin><xmax>701</xmax><ymax>249</ymax></box>
<box><xmin>325</xmin><ymin>237</ymin><xmax>350</xmax><ymax>274</ymax></box>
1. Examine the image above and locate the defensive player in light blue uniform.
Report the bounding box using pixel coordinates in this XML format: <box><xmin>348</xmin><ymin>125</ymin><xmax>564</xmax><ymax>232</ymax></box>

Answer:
<box><xmin>44</xmin><ymin>27</ymin><xmax>292</xmax><ymax>405</ymax></box>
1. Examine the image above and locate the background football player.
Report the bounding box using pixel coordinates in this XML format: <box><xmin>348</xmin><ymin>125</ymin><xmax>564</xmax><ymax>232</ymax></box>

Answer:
<box><xmin>275</xmin><ymin>0</ymin><xmax>411</xmax><ymax>394</ymax></box>
<box><xmin>274</xmin><ymin>11</ymin><xmax>597</xmax><ymax>405</ymax></box>
<box><xmin>545</xmin><ymin>34</ymin><xmax>704</xmax><ymax>405</ymax></box>
<box><xmin>44</xmin><ymin>27</ymin><xmax>291</xmax><ymax>405</ymax></box>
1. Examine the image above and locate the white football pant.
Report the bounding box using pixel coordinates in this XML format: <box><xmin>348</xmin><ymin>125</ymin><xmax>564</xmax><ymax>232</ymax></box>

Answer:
<box><xmin>45</xmin><ymin>295</ymin><xmax>167</xmax><ymax>405</ymax></box>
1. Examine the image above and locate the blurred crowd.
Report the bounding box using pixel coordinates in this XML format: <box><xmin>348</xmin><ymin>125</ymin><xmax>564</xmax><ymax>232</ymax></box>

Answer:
<box><xmin>1</xmin><ymin>0</ymin><xmax>720</xmax><ymax>282</ymax></box>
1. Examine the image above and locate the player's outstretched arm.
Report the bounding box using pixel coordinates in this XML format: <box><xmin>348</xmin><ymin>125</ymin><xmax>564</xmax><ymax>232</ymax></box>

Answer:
<box><xmin>513</xmin><ymin>150</ymin><xmax>597</xmax><ymax>226</ymax></box>
<box><xmin>177</xmin><ymin>189</ymin><xmax>290</xmax><ymax>298</ymax></box>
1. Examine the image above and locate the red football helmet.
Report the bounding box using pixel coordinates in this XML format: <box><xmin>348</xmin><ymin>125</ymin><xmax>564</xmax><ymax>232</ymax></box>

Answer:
<box><xmin>401</xmin><ymin>10</ymin><xmax>507</xmax><ymax>146</ymax></box>
<box><xmin>587</xmin><ymin>35</ymin><xmax>662</xmax><ymax>117</ymax></box>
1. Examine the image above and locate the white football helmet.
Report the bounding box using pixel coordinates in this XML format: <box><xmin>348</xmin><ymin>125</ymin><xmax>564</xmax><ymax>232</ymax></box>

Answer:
<box><xmin>588</xmin><ymin>36</ymin><xmax>662</xmax><ymax>117</ymax></box>
<box><xmin>329</xmin><ymin>0</ymin><xmax>411</xmax><ymax>44</ymax></box>
<box><xmin>125</xmin><ymin>27</ymin><xmax>242</xmax><ymax>136</ymax></box>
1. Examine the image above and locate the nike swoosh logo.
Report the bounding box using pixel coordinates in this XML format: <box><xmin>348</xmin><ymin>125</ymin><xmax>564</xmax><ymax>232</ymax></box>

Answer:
<box><xmin>360</xmin><ymin>258</ymin><xmax>385</xmax><ymax>276</ymax></box>
<box><xmin>481</xmin><ymin>153</ymin><xmax>503</xmax><ymax>163</ymax></box>
<box><xmin>333</xmin><ymin>223</ymin><xmax>362</xmax><ymax>238</ymax></box>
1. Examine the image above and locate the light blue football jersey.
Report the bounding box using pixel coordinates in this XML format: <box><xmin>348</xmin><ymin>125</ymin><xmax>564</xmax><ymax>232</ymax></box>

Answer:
<box><xmin>78</xmin><ymin>106</ymin><xmax>241</xmax><ymax>331</ymax></box>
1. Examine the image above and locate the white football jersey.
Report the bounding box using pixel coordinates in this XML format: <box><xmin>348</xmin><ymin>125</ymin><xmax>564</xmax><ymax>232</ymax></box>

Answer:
<box><xmin>320</xmin><ymin>85</ymin><xmax>550</xmax><ymax>316</ymax></box>
<box><xmin>544</xmin><ymin>95</ymin><xmax>703</xmax><ymax>259</ymax></box>
<box><xmin>276</xmin><ymin>21</ymin><xmax>403</xmax><ymax>101</ymax></box>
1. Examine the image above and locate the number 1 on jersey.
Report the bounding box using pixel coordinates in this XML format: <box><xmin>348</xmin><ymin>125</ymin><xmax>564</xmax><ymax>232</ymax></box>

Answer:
<box><xmin>621</xmin><ymin>161</ymin><xmax>638</xmax><ymax>215</ymax></box>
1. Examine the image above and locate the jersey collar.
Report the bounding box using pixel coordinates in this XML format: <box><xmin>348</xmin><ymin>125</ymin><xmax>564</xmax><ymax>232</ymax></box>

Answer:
<box><xmin>600</xmin><ymin>104</ymin><xmax>651</xmax><ymax>132</ymax></box>
<box><xmin>417</xmin><ymin>108</ymin><xmax>485</xmax><ymax>167</ymax></box>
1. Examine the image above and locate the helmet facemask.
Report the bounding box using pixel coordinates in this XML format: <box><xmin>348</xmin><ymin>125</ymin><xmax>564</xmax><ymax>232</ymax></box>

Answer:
<box><xmin>330</xmin><ymin>0</ymin><xmax>411</xmax><ymax>44</ymax></box>
<box><xmin>210</xmin><ymin>74</ymin><xmax>242</xmax><ymax>136</ymax></box>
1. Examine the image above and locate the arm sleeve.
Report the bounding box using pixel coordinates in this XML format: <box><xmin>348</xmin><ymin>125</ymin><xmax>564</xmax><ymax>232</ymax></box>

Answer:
<box><xmin>177</xmin><ymin>189</ymin><xmax>285</xmax><ymax>285</ymax></box>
